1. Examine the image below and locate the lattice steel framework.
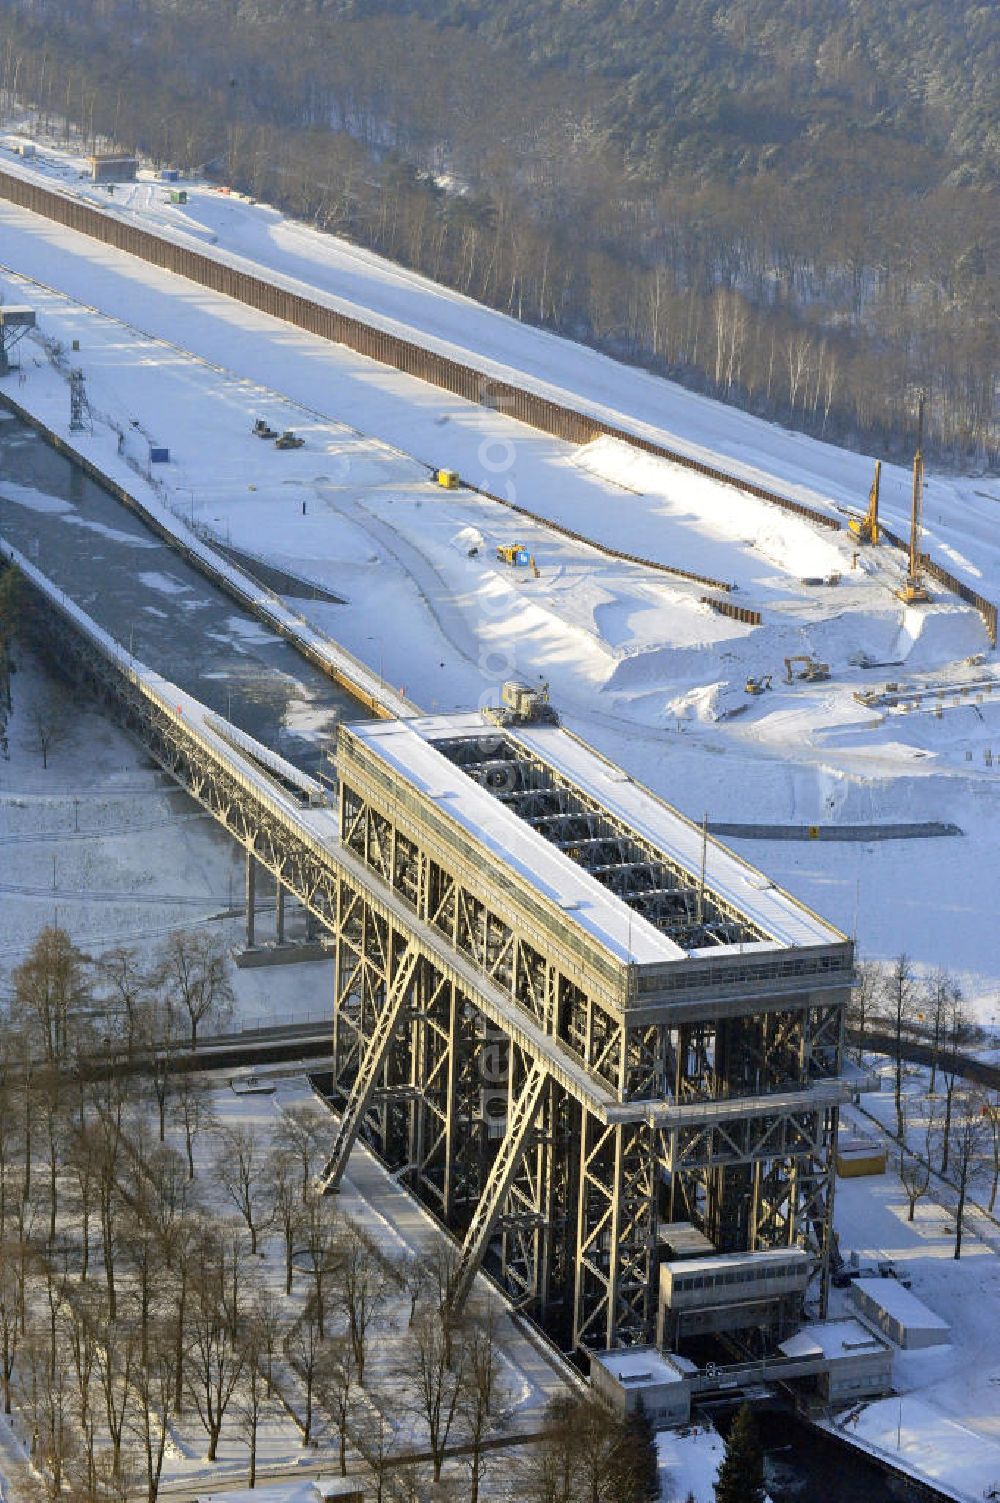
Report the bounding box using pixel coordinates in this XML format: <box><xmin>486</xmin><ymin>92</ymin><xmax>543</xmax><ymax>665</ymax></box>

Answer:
<box><xmin>19</xmin><ymin>566</ymin><xmax>854</xmax><ymax>1355</ymax></box>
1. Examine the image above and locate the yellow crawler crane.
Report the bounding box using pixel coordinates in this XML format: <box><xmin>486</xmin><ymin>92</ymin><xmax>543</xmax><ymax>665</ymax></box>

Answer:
<box><xmin>898</xmin><ymin>395</ymin><xmax>930</xmax><ymax>605</ymax></box>
<box><xmin>849</xmin><ymin>460</ymin><xmax>881</xmax><ymax>545</ymax></box>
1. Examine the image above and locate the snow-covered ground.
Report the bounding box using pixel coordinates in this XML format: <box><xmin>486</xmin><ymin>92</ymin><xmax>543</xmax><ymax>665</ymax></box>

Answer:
<box><xmin>826</xmin><ymin>1070</ymin><xmax>1000</xmax><ymax>1502</ymax></box>
<box><xmin>2</xmin><ymin>204</ymin><xmax>999</xmax><ymax>998</ymax></box>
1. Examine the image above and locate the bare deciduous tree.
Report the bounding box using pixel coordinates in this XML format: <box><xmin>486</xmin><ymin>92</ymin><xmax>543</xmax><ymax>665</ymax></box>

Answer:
<box><xmin>30</xmin><ymin>693</ymin><xmax>66</xmax><ymax>771</ymax></box>
<box><xmin>215</xmin><ymin>1123</ymin><xmax>271</xmax><ymax>1255</ymax></box>
<box><xmin>286</xmin><ymin>1299</ymin><xmax>323</xmax><ymax>1447</ymax></box>
<box><xmin>460</xmin><ymin>1307</ymin><xmax>507</xmax><ymax>1503</ymax></box>
<box><xmin>317</xmin><ymin>1336</ymin><xmax>356</xmax><ymax>1477</ymax></box>
<box><xmin>882</xmin><ymin>955</ymin><xmax>917</xmax><ymax>1141</ymax></box>
<box><xmin>273</xmin><ymin>1104</ymin><xmax>324</xmax><ymax>1202</ymax></box>
<box><xmin>184</xmin><ymin>1231</ymin><xmax>248</xmax><ymax>1461</ymax></box>
<box><xmin>407</xmin><ymin>1310</ymin><xmax>465</xmax><ymax>1483</ymax></box>
<box><xmin>158</xmin><ymin>931</ymin><xmax>233</xmax><ymax>1048</ymax></box>
<box><xmin>899</xmin><ymin>1096</ymin><xmax>934</xmax><ymax>1222</ymax></box>
<box><xmin>982</xmin><ymin>1092</ymin><xmax>1000</xmax><ymax>1214</ymax></box>
<box><xmin>267</xmin><ymin>1146</ymin><xmax>305</xmax><ymax>1296</ymax></box>
<box><xmin>949</xmin><ymin>1093</ymin><xmax>988</xmax><ymax>1260</ymax></box>
<box><xmin>297</xmin><ymin>1190</ymin><xmax>339</xmax><ymax>1340</ymax></box>
<box><xmin>171</xmin><ymin>1071</ymin><xmax>217</xmax><ymax>1181</ymax></box>
<box><xmin>335</xmin><ymin>1221</ymin><xmax>394</xmax><ymax>1385</ymax></box>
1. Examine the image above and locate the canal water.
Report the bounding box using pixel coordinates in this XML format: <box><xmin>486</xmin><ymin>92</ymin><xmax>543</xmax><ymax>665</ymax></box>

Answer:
<box><xmin>714</xmin><ymin>1402</ymin><xmax>933</xmax><ymax>1503</ymax></box>
<box><xmin>0</xmin><ymin>412</ymin><xmax>364</xmax><ymax>775</ymax></box>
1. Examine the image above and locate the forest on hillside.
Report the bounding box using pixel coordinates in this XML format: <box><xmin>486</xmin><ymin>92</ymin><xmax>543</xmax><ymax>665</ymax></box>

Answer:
<box><xmin>2</xmin><ymin>0</ymin><xmax>996</xmax><ymax>466</ymax></box>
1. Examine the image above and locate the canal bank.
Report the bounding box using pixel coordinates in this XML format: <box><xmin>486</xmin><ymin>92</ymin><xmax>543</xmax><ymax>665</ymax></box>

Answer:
<box><xmin>0</xmin><ymin>410</ymin><xmax>364</xmax><ymax>777</ymax></box>
<box><xmin>0</xmin><ymin>387</ymin><xmax>413</xmax><ymax>720</ymax></box>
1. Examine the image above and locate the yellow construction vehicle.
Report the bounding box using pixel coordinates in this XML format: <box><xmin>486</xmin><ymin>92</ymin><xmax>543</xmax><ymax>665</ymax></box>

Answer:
<box><xmin>496</xmin><ymin>541</ymin><xmax>530</xmax><ymax>567</ymax></box>
<box><xmin>784</xmin><ymin>655</ymin><xmax>831</xmax><ymax>684</ymax></box>
<box><xmin>898</xmin><ymin>394</ymin><xmax>930</xmax><ymax>605</ymax></box>
<box><xmin>745</xmin><ymin>674</ymin><xmax>772</xmax><ymax>695</ymax></box>
<box><xmin>275</xmin><ymin>429</ymin><xmax>304</xmax><ymax>450</ymax></box>
<box><xmin>849</xmin><ymin>460</ymin><xmax>881</xmax><ymax>544</ymax></box>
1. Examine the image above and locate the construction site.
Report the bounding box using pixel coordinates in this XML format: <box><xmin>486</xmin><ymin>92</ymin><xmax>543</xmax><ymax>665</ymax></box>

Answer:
<box><xmin>2</xmin><ymin>133</ymin><xmax>1000</xmax><ymax>1502</ymax></box>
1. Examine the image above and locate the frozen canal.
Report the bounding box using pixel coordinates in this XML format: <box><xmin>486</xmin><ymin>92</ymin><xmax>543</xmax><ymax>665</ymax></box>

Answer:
<box><xmin>0</xmin><ymin>411</ymin><xmax>365</xmax><ymax>773</ymax></box>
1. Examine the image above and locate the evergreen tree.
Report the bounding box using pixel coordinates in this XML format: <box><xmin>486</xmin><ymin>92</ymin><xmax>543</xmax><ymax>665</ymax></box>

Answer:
<box><xmin>714</xmin><ymin>1404</ymin><xmax>765</xmax><ymax>1503</ymax></box>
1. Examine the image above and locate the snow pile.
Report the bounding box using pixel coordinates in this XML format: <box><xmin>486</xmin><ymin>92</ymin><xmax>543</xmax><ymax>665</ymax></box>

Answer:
<box><xmin>893</xmin><ymin>603</ymin><xmax>987</xmax><ymax>668</ymax></box>
<box><xmin>573</xmin><ymin>436</ymin><xmax>844</xmax><ymax>581</ymax></box>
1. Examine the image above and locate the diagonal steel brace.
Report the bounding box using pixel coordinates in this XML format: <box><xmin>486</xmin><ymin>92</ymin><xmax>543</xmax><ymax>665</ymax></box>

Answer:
<box><xmin>445</xmin><ymin>1061</ymin><xmax>548</xmax><ymax>1316</ymax></box>
<box><xmin>318</xmin><ymin>944</ymin><xmax>419</xmax><ymax>1193</ymax></box>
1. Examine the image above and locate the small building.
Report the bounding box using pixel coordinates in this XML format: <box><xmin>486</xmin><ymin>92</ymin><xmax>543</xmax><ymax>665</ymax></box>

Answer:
<box><xmin>779</xmin><ymin>1319</ymin><xmax>893</xmax><ymax>1404</ymax></box>
<box><xmin>851</xmin><ymin>1278</ymin><xmax>950</xmax><ymax>1349</ymax></box>
<box><xmin>836</xmin><ymin>1132</ymin><xmax>886</xmax><ymax>1177</ymax></box>
<box><xmin>89</xmin><ymin>154</ymin><xmax>138</xmax><ymax>183</ymax></box>
<box><xmin>591</xmin><ymin>1346</ymin><xmax>692</xmax><ymax>1429</ymax></box>
<box><xmin>657</xmin><ymin>1247</ymin><xmax>810</xmax><ymax>1347</ymax></box>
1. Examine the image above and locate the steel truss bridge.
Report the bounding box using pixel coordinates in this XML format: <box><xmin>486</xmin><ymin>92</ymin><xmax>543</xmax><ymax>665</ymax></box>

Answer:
<box><xmin>8</xmin><ymin>541</ymin><xmax>856</xmax><ymax>1357</ymax></box>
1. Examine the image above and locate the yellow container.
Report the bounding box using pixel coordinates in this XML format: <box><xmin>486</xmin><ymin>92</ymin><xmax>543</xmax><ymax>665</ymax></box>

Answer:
<box><xmin>436</xmin><ymin>468</ymin><xmax>459</xmax><ymax>489</ymax></box>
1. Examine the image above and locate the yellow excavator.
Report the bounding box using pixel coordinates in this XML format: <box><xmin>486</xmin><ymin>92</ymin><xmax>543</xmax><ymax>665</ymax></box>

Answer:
<box><xmin>849</xmin><ymin>460</ymin><xmax>881</xmax><ymax>545</ymax></box>
<box><xmin>784</xmin><ymin>655</ymin><xmax>831</xmax><ymax>684</ymax></box>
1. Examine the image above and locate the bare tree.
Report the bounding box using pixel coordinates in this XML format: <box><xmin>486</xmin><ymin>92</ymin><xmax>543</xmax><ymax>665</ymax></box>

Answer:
<box><xmin>982</xmin><ymin>1092</ymin><xmax>1000</xmax><ymax>1214</ymax></box>
<box><xmin>949</xmin><ymin>1093</ymin><xmax>988</xmax><ymax>1260</ymax></box>
<box><xmin>273</xmin><ymin>1104</ymin><xmax>324</xmax><ymax>1202</ymax></box>
<box><xmin>184</xmin><ymin>1229</ymin><xmax>249</xmax><ymax>1461</ymax></box>
<box><xmin>267</xmin><ymin>1146</ymin><xmax>305</xmax><ymax>1296</ymax></box>
<box><xmin>938</xmin><ymin>989</ymin><xmax>970</xmax><ymax>1175</ymax></box>
<box><xmin>95</xmin><ymin>945</ymin><xmax>152</xmax><ymax>1058</ymax></box>
<box><xmin>847</xmin><ymin>960</ymin><xmax>881</xmax><ymax>1063</ymax></box>
<box><xmin>0</xmin><ymin>1239</ymin><xmax>24</xmax><ymax>1414</ymax></box>
<box><xmin>92</xmin><ymin>1291</ymin><xmax>138</xmax><ymax>1482</ymax></box>
<box><xmin>881</xmin><ymin>955</ymin><xmax>916</xmax><ymax>1141</ymax></box>
<box><xmin>11</xmin><ymin>924</ymin><xmax>89</xmax><ymax>1067</ymax></box>
<box><xmin>401</xmin><ymin>1252</ymin><xmax>431</xmax><ymax>1327</ymax></box>
<box><xmin>16</xmin><ymin>1318</ymin><xmax>75</xmax><ymax>1502</ymax></box>
<box><xmin>335</xmin><ymin>1220</ymin><xmax>393</xmax><ymax>1385</ymax></box>
<box><xmin>236</xmin><ymin>1306</ymin><xmax>270</xmax><ymax>1489</ymax></box>
<box><xmin>924</xmin><ymin>969</ymin><xmax>953</xmax><ymax>1095</ymax></box>
<box><xmin>317</xmin><ymin>1336</ymin><xmax>356</xmax><ymax>1476</ymax></box>
<box><xmin>215</xmin><ymin>1124</ymin><xmax>271</xmax><ymax>1255</ymax></box>
<box><xmin>286</xmin><ymin>1299</ymin><xmax>323</xmax><ymax>1447</ymax></box>
<box><xmin>30</xmin><ymin>694</ymin><xmax>66</xmax><ymax>771</ymax></box>
<box><xmin>407</xmin><ymin>1310</ymin><xmax>465</xmax><ymax>1483</ymax></box>
<box><xmin>130</xmin><ymin>1319</ymin><xmax>175</xmax><ymax>1503</ymax></box>
<box><xmin>518</xmin><ymin>1394</ymin><xmax>654</xmax><ymax>1503</ymax></box>
<box><xmin>421</xmin><ymin>1240</ymin><xmax>461</xmax><ymax>1365</ymax></box>
<box><xmin>158</xmin><ymin>931</ymin><xmax>233</xmax><ymax>1047</ymax></box>
<box><xmin>297</xmin><ymin>1189</ymin><xmax>339</xmax><ymax>1340</ymax></box>
<box><xmin>460</xmin><ymin>1307</ymin><xmax>508</xmax><ymax>1503</ymax></box>
<box><xmin>898</xmin><ymin>1096</ymin><xmax>933</xmax><ymax>1222</ymax></box>
<box><xmin>171</xmin><ymin>1071</ymin><xmax>217</xmax><ymax>1180</ymax></box>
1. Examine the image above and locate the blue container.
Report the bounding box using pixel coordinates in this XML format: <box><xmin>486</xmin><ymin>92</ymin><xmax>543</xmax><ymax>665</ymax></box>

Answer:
<box><xmin>160</xmin><ymin>168</ymin><xmax>179</xmax><ymax>182</ymax></box>
<box><xmin>149</xmin><ymin>446</ymin><xmax>170</xmax><ymax>464</ymax></box>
